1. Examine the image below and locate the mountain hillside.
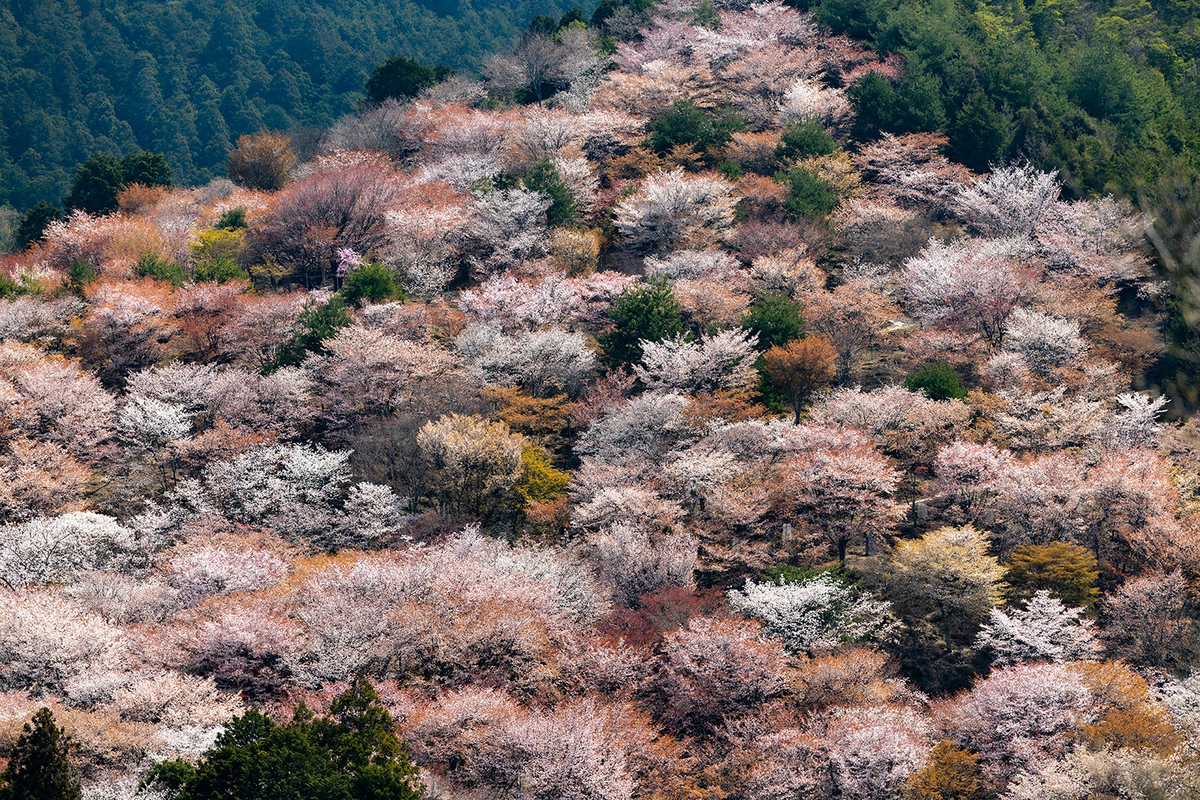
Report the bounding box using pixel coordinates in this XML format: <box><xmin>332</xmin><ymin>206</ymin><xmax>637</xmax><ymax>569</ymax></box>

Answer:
<box><xmin>0</xmin><ymin>0</ymin><xmax>586</xmax><ymax>209</ymax></box>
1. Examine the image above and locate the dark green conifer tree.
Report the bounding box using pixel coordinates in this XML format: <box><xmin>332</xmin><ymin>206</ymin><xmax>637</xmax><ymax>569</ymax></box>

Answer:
<box><xmin>0</xmin><ymin>708</ymin><xmax>81</xmax><ymax>800</ymax></box>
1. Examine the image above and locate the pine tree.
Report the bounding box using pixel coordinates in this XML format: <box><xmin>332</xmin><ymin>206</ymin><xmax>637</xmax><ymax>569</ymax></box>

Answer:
<box><xmin>0</xmin><ymin>708</ymin><xmax>81</xmax><ymax>800</ymax></box>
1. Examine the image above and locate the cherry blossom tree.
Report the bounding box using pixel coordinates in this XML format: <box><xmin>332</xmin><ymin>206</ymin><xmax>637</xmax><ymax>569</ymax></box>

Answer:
<box><xmin>934</xmin><ymin>440</ymin><xmax>1012</xmax><ymax>517</ymax></box>
<box><xmin>954</xmin><ymin>163</ymin><xmax>1061</xmax><ymax>239</ymax></box>
<box><xmin>254</xmin><ymin>154</ymin><xmax>406</xmax><ymax>286</ymax></box>
<box><xmin>775</xmin><ymin>426</ymin><xmax>900</xmax><ymax>562</ymax></box>
<box><xmin>0</xmin><ymin>345</ymin><xmax>116</xmax><ymax>455</ymax></box>
<box><xmin>0</xmin><ymin>439</ymin><xmax>92</xmax><ymax>522</ymax></box>
<box><xmin>634</xmin><ymin>329</ymin><xmax>758</xmax><ymax>396</ymax></box>
<box><xmin>306</xmin><ymin>324</ymin><xmax>460</xmax><ymax>424</ymax></box>
<box><xmin>811</xmin><ymin>385</ymin><xmax>970</xmax><ymax>466</ymax></box>
<box><xmin>0</xmin><ymin>590</ymin><xmax>125</xmax><ymax>691</ymax></box>
<box><xmin>939</xmin><ymin>662</ymin><xmax>1091</xmax><ymax>787</ymax></box>
<box><xmin>729</xmin><ymin>574</ymin><xmax>896</xmax><ymax>656</ymax></box>
<box><xmin>456</xmin><ymin>324</ymin><xmax>597</xmax><ymax>398</ymax></box>
<box><xmin>592</xmin><ymin>523</ymin><xmax>697</xmax><ymax>605</ymax></box>
<box><xmin>614</xmin><ymin>169</ymin><xmax>736</xmax><ymax>254</ymax></box>
<box><xmin>1102</xmin><ymin>570</ymin><xmax>1198</xmax><ymax>671</ymax></box>
<box><xmin>658</xmin><ymin>615</ymin><xmax>791</xmax><ymax>735</ymax></box>
<box><xmin>168</xmin><ymin>443</ymin><xmax>355</xmax><ymax>544</ymax></box>
<box><xmin>178</xmin><ymin>597</ymin><xmax>305</xmax><ymax>698</ymax></box>
<box><xmin>826</xmin><ymin>705</ymin><xmax>931</xmax><ymax>800</ymax></box>
<box><xmin>974</xmin><ymin>590</ymin><xmax>1099</xmax><ymax>666</ymax></box>
<box><xmin>0</xmin><ymin>513</ymin><xmax>138</xmax><ymax>589</ymax></box>
<box><xmin>1003</xmin><ymin>308</ymin><xmax>1089</xmax><ymax>375</ymax></box>
<box><xmin>463</xmin><ymin>187</ymin><xmax>551</xmax><ymax>279</ymax></box>
<box><xmin>902</xmin><ymin>239</ymin><xmax>1031</xmax><ymax>346</ymax></box>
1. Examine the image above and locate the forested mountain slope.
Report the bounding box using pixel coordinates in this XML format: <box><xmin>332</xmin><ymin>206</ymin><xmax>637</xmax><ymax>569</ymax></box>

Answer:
<box><xmin>4</xmin><ymin>0</ymin><xmax>1200</xmax><ymax>796</ymax></box>
<box><xmin>0</xmin><ymin>0</ymin><xmax>586</xmax><ymax>209</ymax></box>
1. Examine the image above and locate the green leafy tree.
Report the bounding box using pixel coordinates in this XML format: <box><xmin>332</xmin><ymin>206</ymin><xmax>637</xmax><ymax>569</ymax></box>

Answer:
<box><xmin>776</xmin><ymin>119</ymin><xmax>838</xmax><ymax>162</ymax></box>
<box><xmin>119</xmin><ymin>151</ymin><xmax>172</xmax><ymax>188</ymax></box>
<box><xmin>148</xmin><ymin>678</ymin><xmax>422</xmax><ymax>800</ymax></box>
<box><xmin>365</xmin><ymin>55</ymin><xmax>437</xmax><ymax>104</ymax></box>
<box><xmin>15</xmin><ymin>201</ymin><xmax>62</xmax><ymax>250</ymax></box>
<box><xmin>904</xmin><ymin>360</ymin><xmax>968</xmax><ymax>401</ymax></box>
<box><xmin>524</xmin><ymin>159</ymin><xmax>578</xmax><ymax>228</ymax></box>
<box><xmin>64</xmin><ymin>153</ymin><xmax>124</xmax><ymax>215</ymax></box>
<box><xmin>341</xmin><ymin>262</ymin><xmax>404</xmax><ymax>306</ymax></box>
<box><xmin>650</xmin><ymin>99</ymin><xmax>744</xmax><ymax>160</ymax></box>
<box><xmin>514</xmin><ymin>445</ymin><xmax>570</xmax><ymax>510</ymax></box>
<box><xmin>274</xmin><ymin>296</ymin><xmax>353</xmax><ymax>368</ymax></box>
<box><xmin>741</xmin><ymin>291</ymin><xmax>805</xmax><ymax>350</ymax></box>
<box><xmin>0</xmin><ymin>708</ymin><xmax>81</xmax><ymax>800</ymax></box>
<box><xmin>783</xmin><ymin>166</ymin><xmax>839</xmax><ymax>221</ymax></box>
<box><xmin>598</xmin><ymin>275</ymin><xmax>685</xmax><ymax>367</ymax></box>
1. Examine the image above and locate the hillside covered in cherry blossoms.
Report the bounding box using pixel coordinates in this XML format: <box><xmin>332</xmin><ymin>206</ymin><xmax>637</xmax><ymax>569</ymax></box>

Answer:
<box><xmin>2</xmin><ymin>0</ymin><xmax>1200</xmax><ymax>797</ymax></box>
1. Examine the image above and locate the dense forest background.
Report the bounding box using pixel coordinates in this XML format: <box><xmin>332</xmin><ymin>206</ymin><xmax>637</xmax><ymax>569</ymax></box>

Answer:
<box><xmin>0</xmin><ymin>0</ymin><xmax>586</xmax><ymax>210</ymax></box>
<box><xmin>5</xmin><ymin>0</ymin><xmax>1200</xmax><ymax>211</ymax></box>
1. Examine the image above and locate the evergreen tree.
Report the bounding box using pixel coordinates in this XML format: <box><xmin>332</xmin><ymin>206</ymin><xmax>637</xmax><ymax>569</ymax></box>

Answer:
<box><xmin>951</xmin><ymin>90</ymin><xmax>1009</xmax><ymax>172</ymax></box>
<box><xmin>904</xmin><ymin>360</ymin><xmax>968</xmax><ymax>401</ymax></box>
<box><xmin>783</xmin><ymin>166</ymin><xmax>839</xmax><ymax>221</ymax></box>
<box><xmin>364</xmin><ymin>54</ymin><xmax>437</xmax><ymax>104</ymax></box>
<box><xmin>15</xmin><ymin>200</ymin><xmax>61</xmax><ymax>249</ymax></box>
<box><xmin>741</xmin><ymin>291</ymin><xmax>805</xmax><ymax>350</ymax></box>
<box><xmin>598</xmin><ymin>275</ymin><xmax>685</xmax><ymax>367</ymax></box>
<box><xmin>650</xmin><ymin>99</ymin><xmax>744</xmax><ymax>160</ymax></box>
<box><xmin>524</xmin><ymin>159</ymin><xmax>578</xmax><ymax>228</ymax></box>
<box><xmin>63</xmin><ymin>152</ymin><xmax>123</xmax><ymax>214</ymax></box>
<box><xmin>0</xmin><ymin>708</ymin><xmax>81</xmax><ymax>800</ymax></box>
<box><xmin>146</xmin><ymin>679</ymin><xmax>423</xmax><ymax>800</ymax></box>
<box><xmin>340</xmin><ymin>262</ymin><xmax>403</xmax><ymax>306</ymax></box>
<box><xmin>119</xmin><ymin>150</ymin><xmax>172</xmax><ymax>187</ymax></box>
<box><xmin>776</xmin><ymin>119</ymin><xmax>838</xmax><ymax>162</ymax></box>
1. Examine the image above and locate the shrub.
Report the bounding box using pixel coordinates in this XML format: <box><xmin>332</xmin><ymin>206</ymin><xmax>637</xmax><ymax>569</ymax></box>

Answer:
<box><xmin>904</xmin><ymin>360</ymin><xmax>968</xmax><ymax>401</ymax></box>
<box><xmin>776</xmin><ymin>119</ymin><xmax>839</xmax><ymax>162</ymax></box>
<box><xmin>193</xmin><ymin>257</ymin><xmax>249</xmax><ymax>283</ymax></box>
<box><xmin>132</xmin><ymin>253</ymin><xmax>186</xmax><ymax>286</ymax></box>
<box><xmin>340</xmin><ymin>262</ymin><xmax>404</xmax><ymax>306</ymax></box>
<box><xmin>227</xmin><ymin>131</ymin><xmax>296</xmax><ymax>192</ymax></box>
<box><xmin>783</xmin><ymin>166</ymin><xmax>839</xmax><ymax>221</ymax></box>
<box><xmin>597</xmin><ymin>275</ymin><xmax>686</xmax><ymax>367</ymax></box>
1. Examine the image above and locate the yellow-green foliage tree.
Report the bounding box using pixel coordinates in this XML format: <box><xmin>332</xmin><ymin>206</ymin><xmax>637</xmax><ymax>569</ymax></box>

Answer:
<box><xmin>416</xmin><ymin>414</ymin><xmax>525</xmax><ymax>517</ymax></box>
<box><xmin>885</xmin><ymin>525</ymin><xmax>1006</xmax><ymax>650</ymax></box>
<box><xmin>514</xmin><ymin>445</ymin><xmax>570</xmax><ymax>511</ymax></box>
<box><xmin>904</xmin><ymin>740</ymin><xmax>985</xmax><ymax>800</ymax></box>
<box><xmin>1005</xmin><ymin>542</ymin><xmax>1100</xmax><ymax>610</ymax></box>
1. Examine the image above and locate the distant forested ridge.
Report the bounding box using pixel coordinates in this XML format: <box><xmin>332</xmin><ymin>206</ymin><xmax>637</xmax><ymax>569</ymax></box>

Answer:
<box><xmin>0</xmin><ymin>0</ymin><xmax>588</xmax><ymax>210</ymax></box>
